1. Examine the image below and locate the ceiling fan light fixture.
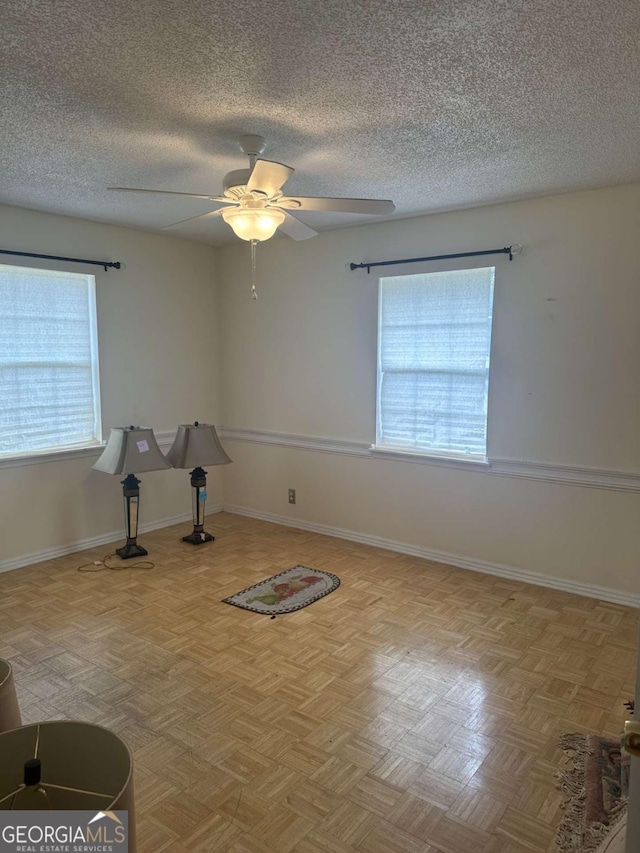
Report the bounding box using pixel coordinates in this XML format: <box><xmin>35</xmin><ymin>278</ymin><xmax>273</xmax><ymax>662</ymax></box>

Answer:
<box><xmin>221</xmin><ymin>207</ymin><xmax>285</xmax><ymax>241</ymax></box>
<box><xmin>111</xmin><ymin>135</ymin><xmax>394</xmax><ymax>243</ymax></box>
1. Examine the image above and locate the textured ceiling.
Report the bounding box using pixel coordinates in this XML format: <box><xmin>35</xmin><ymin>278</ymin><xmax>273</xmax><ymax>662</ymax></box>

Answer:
<box><xmin>2</xmin><ymin>0</ymin><xmax>639</xmax><ymax>245</ymax></box>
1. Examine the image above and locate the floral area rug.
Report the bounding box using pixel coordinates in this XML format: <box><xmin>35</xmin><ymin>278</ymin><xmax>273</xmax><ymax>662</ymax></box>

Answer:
<box><xmin>222</xmin><ymin>566</ymin><xmax>340</xmax><ymax>615</ymax></box>
<box><xmin>556</xmin><ymin>734</ymin><xmax>629</xmax><ymax>852</ymax></box>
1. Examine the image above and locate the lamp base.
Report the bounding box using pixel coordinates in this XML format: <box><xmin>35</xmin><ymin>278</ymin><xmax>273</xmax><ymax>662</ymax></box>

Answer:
<box><xmin>116</xmin><ymin>542</ymin><xmax>148</xmax><ymax>560</ymax></box>
<box><xmin>182</xmin><ymin>529</ymin><xmax>215</xmax><ymax>546</ymax></box>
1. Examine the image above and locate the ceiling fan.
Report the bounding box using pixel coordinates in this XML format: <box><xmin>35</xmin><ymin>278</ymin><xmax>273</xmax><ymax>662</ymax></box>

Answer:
<box><xmin>109</xmin><ymin>134</ymin><xmax>395</xmax><ymax>242</ymax></box>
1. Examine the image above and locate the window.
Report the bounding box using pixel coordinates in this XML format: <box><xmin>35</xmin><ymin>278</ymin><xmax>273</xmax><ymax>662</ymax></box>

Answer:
<box><xmin>376</xmin><ymin>266</ymin><xmax>495</xmax><ymax>460</ymax></box>
<box><xmin>0</xmin><ymin>264</ymin><xmax>102</xmax><ymax>458</ymax></box>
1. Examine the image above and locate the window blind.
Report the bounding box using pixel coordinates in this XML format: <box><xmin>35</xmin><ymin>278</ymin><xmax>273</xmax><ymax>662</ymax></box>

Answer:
<box><xmin>377</xmin><ymin>266</ymin><xmax>495</xmax><ymax>458</ymax></box>
<box><xmin>0</xmin><ymin>264</ymin><xmax>101</xmax><ymax>457</ymax></box>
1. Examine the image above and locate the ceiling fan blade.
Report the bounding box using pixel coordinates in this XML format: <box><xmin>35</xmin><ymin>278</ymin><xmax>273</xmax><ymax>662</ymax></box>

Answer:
<box><xmin>162</xmin><ymin>208</ymin><xmax>227</xmax><ymax>229</ymax></box>
<box><xmin>277</xmin><ymin>211</ymin><xmax>318</xmax><ymax>241</ymax></box>
<box><xmin>281</xmin><ymin>196</ymin><xmax>395</xmax><ymax>215</ymax></box>
<box><xmin>108</xmin><ymin>187</ymin><xmax>223</xmax><ymax>201</ymax></box>
<box><xmin>246</xmin><ymin>159</ymin><xmax>294</xmax><ymax>197</ymax></box>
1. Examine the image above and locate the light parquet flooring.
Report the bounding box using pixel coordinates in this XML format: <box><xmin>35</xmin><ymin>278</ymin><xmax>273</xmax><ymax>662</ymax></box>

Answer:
<box><xmin>0</xmin><ymin>512</ymin><xmax>636</xmax><ymax>853</ymax></box>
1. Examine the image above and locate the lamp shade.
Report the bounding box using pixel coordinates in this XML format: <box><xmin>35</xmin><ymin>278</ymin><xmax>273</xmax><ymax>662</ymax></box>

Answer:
<box><xmin>166</xmin><ymin>423</ymin><xmax>232</xmax><ymax>469</ymax></box>
<box><xmin>221</xmin><ymin>207</ymin><xmax>285</xmax><ymax>241</ymax></box>
<box><xmin>0</xmin><ymin>660</ymin><xmax>21</xmax><ymax>733</ymax></box>
<box><xmin>93</xmin><ymin>426</ymin><xmax>171</xmax><ymax>474</ymax></box>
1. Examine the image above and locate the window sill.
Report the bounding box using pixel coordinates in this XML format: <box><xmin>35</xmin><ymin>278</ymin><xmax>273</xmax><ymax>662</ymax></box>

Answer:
<box><xmin>0</xmin><ymin>442</ymin><xmax>105</xmax><ymax>470</ymax></box>
<box><xmin>370</xmin><ymin>445</ymin><xmax>490</xmax><ymax>469</ymax></box>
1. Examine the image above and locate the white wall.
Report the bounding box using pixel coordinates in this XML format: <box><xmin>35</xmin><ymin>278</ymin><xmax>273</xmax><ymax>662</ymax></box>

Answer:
<box><xmin>3</xmin><ymin>185</ymin><xmax>639</xmax><ymax>596</ymax></box>
<box><xmin>218</xmin><ymin>183</ymin><xmax>640</xmax><ymax>597</ymax></box>
<box><xmin>0</xmin><ymin>204</ymin><xmax>221</xmax><ymax>565</ymax></box>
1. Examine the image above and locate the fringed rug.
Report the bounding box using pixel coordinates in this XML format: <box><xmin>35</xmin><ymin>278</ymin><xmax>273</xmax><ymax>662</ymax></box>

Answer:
<box><xmin>555</xmin><ymin>734</ymin><xmax>629</xmax><ymax>853</ymax></box>
<box><xmin>222</xmin><ymin>566</ymin><xmax>340</xmax><ymax>615</ymax></box>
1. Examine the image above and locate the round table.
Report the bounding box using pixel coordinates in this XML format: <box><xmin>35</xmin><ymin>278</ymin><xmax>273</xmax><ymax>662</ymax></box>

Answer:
<box><xmin>0</xmin><ymin>721</ymin><xmax>136</xmax><ymax>851</ymax></box>
<box><xmin>0</xmin><ymin>660</ymin><xmax>21</xmax><ymax>733</ymax></box>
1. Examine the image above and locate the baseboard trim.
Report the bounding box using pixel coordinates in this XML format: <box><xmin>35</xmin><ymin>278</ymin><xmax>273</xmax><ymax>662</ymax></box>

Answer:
<box><xmin>220</xmin><ymin>427</ymin><xmax>640</xmax><ymax>493</ymax></box>
<box><xmin>0</xmin><ymin>506</ymin><xmax>222</xmax><ymax>575</ymax></box>
<box><xmin>223</xmin><ymin>503</ymin><xmax>640</xmax><ymax>607</ymax></box>
<box><xmin>4</xmin><ymin>500</ymin><xmax>635</xmax><ymax>606</ymax></box>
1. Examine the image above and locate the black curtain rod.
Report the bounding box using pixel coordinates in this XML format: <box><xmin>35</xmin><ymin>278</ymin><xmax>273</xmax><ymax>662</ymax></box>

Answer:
<box><xmin>349</xmin><ymin>245</ymin><xmax>520</xmax><ymax>273</ymax></box>
<box><xmin>0</xmin><ymin>248</ymin><xmax>122</xmax><ymax>272</ymax></box>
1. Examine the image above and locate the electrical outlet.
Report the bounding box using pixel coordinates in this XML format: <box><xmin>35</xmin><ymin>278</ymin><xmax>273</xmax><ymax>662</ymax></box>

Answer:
<box><xmin>288</xmin><ymin>489</ymin><xmax>296</xmax><ymax>504</ymax></box>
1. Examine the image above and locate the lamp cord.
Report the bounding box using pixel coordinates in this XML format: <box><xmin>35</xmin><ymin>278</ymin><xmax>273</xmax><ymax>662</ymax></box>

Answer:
<box><xmin>77</xmin><ymin>554</ymin><xmax>155</xmax><ymax>572</ymax></box>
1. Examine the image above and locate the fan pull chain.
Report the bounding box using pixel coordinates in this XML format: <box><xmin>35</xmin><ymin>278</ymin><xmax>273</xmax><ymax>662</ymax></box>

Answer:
<box><xmin>250</xmin><ymin>239</ymin><xmax>258</xmax><ymax>300</ymax></box>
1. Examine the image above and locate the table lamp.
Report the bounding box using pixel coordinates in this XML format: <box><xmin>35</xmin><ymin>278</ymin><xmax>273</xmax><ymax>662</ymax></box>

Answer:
<box><xmin>166</xmin><ymin>422</ymin><xmax>232</xmax><ymax>545</ymax></box>
<box><xmin>93</xmin><ymin>426</ymin><xmax>171</xmax><ymax>559</ymax></box>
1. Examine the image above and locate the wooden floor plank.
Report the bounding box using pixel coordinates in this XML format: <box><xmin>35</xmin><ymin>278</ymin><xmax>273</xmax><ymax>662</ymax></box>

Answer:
<box><xmin>0</xmin><ymin>512</ymin><xmax>635</xmax><ymax>852</ymax></box>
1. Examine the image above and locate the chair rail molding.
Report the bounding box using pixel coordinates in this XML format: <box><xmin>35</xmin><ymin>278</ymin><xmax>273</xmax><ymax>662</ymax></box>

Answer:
<box><xmin>0</xmin><ymin>430</ymin><xmax>178</xmax><ymax>470</ymax></box>
<box><xmin>3</xmin><ymin>426</ymin><xmax>638</xmax><ymax>493</ymax></box>
<box><xmin>219</xmin><ymin>427</ymin><xmax>640</xmax><ymax>493</ymax></box>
